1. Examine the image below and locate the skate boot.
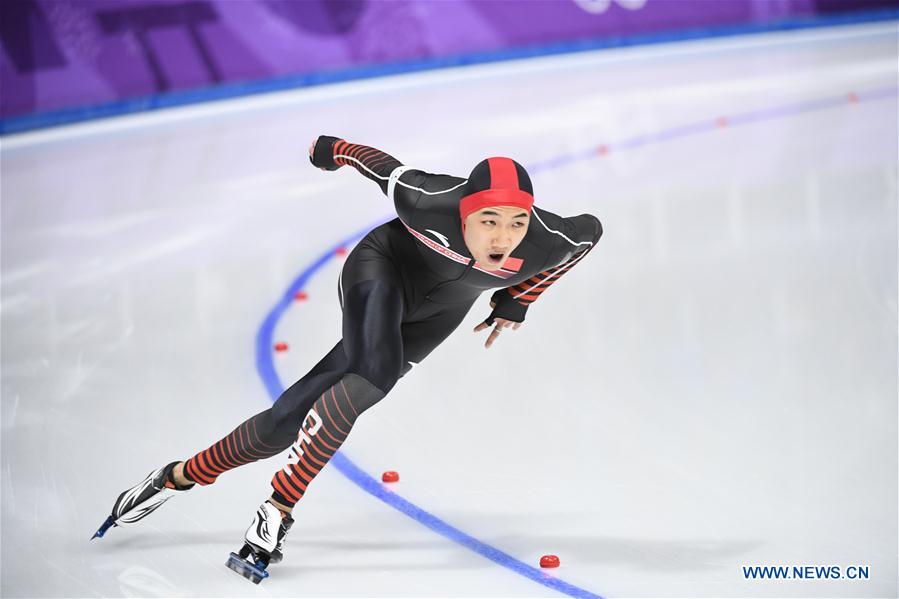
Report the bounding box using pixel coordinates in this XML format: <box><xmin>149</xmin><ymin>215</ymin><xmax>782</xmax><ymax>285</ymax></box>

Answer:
<box><xmin>225</xmin><ymin>501</ymin><xmax>294</xmax><ymax>584</ymax></box>
<box><xmin>91</xmin><ymin>461</ymin><xmax>194</xmax><ymax>539</ymax></box>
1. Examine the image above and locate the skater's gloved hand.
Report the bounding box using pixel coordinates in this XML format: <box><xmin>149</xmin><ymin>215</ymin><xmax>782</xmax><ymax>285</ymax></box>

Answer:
<box><xmin>308</xmin><ymin>135</ymin><xmax>344</xmax><ymax>171</ymax></box>
<box><xmin>473</xmin><ymin>291</ymin><xmax>526</xmax><ymax>349</ymax></box>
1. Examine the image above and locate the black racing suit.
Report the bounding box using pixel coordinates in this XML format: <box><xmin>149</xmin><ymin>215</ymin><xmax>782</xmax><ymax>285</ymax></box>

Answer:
<box><xmin>182</xmin><ymin>137</ymin><xmax>603</xmax><ymax>509</ymax></box>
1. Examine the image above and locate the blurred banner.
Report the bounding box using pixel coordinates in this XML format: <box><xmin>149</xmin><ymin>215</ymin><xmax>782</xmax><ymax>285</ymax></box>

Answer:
<box><xmin>1</xmin><ymin>0</ymin><xmax>896</xmax><ymax>122</ymax></box>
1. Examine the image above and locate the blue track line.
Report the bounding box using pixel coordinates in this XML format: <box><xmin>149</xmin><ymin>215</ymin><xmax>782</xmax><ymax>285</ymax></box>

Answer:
<box><xmin>255</xmin><ymin>86</ymin><xmax>894</xmax><ymax>597</ymax></box>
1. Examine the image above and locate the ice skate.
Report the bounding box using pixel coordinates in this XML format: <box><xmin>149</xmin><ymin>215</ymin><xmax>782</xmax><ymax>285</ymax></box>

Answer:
<box><xmin>225</xmin><ymin>501</ymin><xmax>294</xmax><ymax>584</ymax></box>
<box><xmin>91</xmin><ymin>461</ymin><xmax>194</xmax><ymax>539</ymax></box>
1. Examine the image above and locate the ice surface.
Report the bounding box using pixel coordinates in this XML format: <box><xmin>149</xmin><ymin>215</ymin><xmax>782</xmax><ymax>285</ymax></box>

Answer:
<box><xmin>2</xmin><ymin>22</ymin><xmax>897</xmax><ymax>598</ymax></box>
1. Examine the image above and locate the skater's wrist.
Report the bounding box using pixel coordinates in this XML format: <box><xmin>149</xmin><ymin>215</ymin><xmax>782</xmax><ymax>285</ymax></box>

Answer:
<box><xmin>310</xmin><ymin>135</ymin><xmax>344</xmax><ymax>171</ymax></box>
<box><xmin>486</xmin><ymin>289</ymin><xmax>528</xmax><ymax>324</ymax></box>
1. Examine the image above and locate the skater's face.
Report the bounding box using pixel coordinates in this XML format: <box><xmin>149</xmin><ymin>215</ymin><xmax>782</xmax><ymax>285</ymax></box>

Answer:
<box><xmin>463</xmin><ymin>206</ymin><xmax>530</xmax><ymax>269</ymax></box>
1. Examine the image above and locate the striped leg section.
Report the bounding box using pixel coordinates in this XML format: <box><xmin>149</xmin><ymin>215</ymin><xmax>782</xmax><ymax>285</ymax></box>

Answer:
<box><xmin>184</xmin><ymin>413</ymin><xmax>292</xmax><ymax>486</ymax></box>
<box><xmin>271</xmin><ymin>373</ymin><xmax>384</xmax><ymax>507</ymax></box>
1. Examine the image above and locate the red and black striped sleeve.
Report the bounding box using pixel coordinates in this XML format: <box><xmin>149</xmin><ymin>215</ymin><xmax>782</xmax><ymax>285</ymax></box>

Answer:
<box><xmin>489</xmin><ymin>213</ymin><xmax>602</xmax><ymax>322</ymax></box>
<box><xmin>310</xmin><ymin>135</ymin><xmax>403</xmax><ymax>195</ymax></box>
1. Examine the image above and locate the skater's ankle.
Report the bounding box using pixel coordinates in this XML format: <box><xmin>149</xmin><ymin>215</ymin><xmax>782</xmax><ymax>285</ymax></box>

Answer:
<box><xmin>268</xmin><ymin>498</ymin><xmax>293</xmax><ymax>516</ymax></box>
<box><xmin>172</xmin><ymin>462</ymin><xmax>194</xmax><ymax>488</ymax></box>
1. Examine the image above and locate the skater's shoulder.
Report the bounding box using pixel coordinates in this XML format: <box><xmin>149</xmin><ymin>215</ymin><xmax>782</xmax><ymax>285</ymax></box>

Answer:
<box><xmin>527</xmin><ymin>206</ymin><xmax>602</xmax><ymax>253</ymax></box>
<box><xmin>393</xmin><ymin>168</ymin><xmax>467</xmax><ymax>196</ymax></box>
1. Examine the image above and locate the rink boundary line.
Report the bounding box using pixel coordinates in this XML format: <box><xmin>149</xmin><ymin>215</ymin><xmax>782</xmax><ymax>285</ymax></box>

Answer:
<box><xmin>256</xmin><ymin>228</ymin><xmax>603</xmax><ymax>599</ymax></box>
<box><xmin>3</xmin><ymin>22</ymin><xmax>893</xmax><ymax>148</ymax></box>
<box><xmin>257</xmin><ymin>84</ymin><xmax>894</xmax><ymax>595</ymax></box>
<box><xmin>525</xmin><ymin>85</ymin><xmax>899</xmax><ymax>174</ymax></box>
<box><xmin>2</xmin><ymin>8</ymin><xmax>896</xmax><ymax>137</ymax></box>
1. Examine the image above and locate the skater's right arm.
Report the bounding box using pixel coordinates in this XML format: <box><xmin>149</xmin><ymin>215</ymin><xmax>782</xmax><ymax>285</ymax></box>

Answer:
<box><xmin>309</xmin><ymin>135</ymin><xmax>401</xmax><ymax>195</ymax></box>
<box><xmin>308</xmin><ymin>135</ymin><xmax>465</xmax><ymax>222</ymax></box>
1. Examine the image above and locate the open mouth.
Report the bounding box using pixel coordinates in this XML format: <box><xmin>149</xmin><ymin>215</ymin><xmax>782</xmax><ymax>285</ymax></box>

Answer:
<box><xmin>488</xmin><ymin>253</ymin><xmax>504</xmax><ymax>264</ymax></box>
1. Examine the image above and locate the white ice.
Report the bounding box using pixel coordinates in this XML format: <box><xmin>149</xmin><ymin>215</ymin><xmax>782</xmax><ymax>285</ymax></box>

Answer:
<box><xmin>1</xmin><ymin>22</ymin><xmax>897</xmax><ymax>598</ymax></box>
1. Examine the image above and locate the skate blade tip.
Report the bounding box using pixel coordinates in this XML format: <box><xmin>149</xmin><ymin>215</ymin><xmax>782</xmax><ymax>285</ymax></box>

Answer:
<box><xmin>91</xmin><ymin>516</ymin><xmax>117</xmax><ymax>540</ymax></box>
<box><xmin>226</xmin><ymin>553</ymin><xmax>269</xmax><ymax>584</ymax></box>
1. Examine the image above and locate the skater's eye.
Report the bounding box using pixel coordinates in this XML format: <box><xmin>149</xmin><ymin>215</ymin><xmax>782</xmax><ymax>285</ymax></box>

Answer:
<box><xmin>511</xmin><ymin>221</ymin><xmax>526</xmax><ymax>229</ymax></box>
<box><xmin>482</xmin><ymin>220</ymin><xmax>496</xmax><ymax>226</ymax></box>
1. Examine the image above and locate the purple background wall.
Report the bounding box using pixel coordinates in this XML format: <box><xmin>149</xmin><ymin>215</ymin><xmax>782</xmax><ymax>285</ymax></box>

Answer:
<box><xmin>1</xmin><ymin>0</ymin><xmax>896</xmax><ymax>121</ymax></box>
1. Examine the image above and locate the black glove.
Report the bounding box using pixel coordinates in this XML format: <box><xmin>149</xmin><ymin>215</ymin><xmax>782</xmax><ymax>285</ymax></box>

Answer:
<box><xmin>484</xmin><ymin>289</ymin><xmax>528</xmax><ymax>326</ymax></box>
<box><xmin>309</xmin><ymin>135</ymin><xmax>344</xmax><ymax>171</ymax></box>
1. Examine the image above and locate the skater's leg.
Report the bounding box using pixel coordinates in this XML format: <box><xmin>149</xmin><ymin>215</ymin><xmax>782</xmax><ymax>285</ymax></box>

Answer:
<box><xmin>97</xmin><ymin>335</ymin><xmax>351</xmax><ymax>539</ymax></box>
<box><xmin>229</xmin><ymin>274</ymin><xmax>405</xmax><ymax>568</ymax></box>
<box><xmin>269</xmin><ymin>277</ymin><xmax>405</xmax><ymax>508</ymax></box>
<box><xmin>182</xmin><ymin>341</ymin><xmax>348</xmax><ymax>486</ymax></box>
<box><xmin>182</xmin><ymin>240</ymin><xmax>403</xmax><ymax>490</ymax></box>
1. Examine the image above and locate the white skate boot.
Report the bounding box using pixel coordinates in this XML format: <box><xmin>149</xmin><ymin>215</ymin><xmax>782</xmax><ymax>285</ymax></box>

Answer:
<box><xmin>225</xmin><ymin>501</ymin><xmax>294</xmax><ymax>584</ymax></box>
<box><xmin>92</xmin><ymin>461</ymin><xmax>194</xmax><ymax>539</ymax></box>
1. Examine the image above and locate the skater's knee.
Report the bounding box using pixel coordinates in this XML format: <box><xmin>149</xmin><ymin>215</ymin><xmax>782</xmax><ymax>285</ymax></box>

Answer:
<box><xmin>338</xmin><ymin>372</ymin><xmax>388</xmax><ymax>415</ymax></box>
<box><xmin>347</xmin><ymin>357</ymin><xmax>400</xmax><ymax>396</ymax></box>
<box><xmin>272</xmin><ymin>371</ymin><xmax>346</xmax><ymax>425</ymax></box>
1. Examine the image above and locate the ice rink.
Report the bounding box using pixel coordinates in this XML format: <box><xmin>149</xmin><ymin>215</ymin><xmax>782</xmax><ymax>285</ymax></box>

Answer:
<box><xmin>2</xmin><ymin>21</ymin><xmax>897</xmax><ymax>598</ymax></box>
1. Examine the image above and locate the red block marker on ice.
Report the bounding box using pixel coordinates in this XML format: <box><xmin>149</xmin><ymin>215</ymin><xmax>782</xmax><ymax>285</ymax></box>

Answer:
<box><xmin>381</xmin><ymin>471</ymin><xmax>399</xmax><ymax>483</ymax></box>
<box><xmin>294</xmin><ymin>291</ymin><xmax>308</xmax><ymax>301</ymax></box>
<box><xmin>540</xmin><ymin>554</ymin><xmax>560</xmax><ymax>568</ymax></box>
<box><xmin>274</xmin><ymin>342</ymin><xmax>289</xmax><ymax>352</ymax></box>
<box><xmin>335</xmin><ymin>247</ymin><xmax>348</xmax><ymax>257</ymax></box>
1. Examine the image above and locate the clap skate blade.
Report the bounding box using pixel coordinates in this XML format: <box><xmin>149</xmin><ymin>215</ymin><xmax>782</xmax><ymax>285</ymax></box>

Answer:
<box><xmin>91</xmin><ymin>516</ymin><xmax>116</xmax><ymax>540</ymax></box>
<box><xmin>225</xmin><ymin>544</ymin><xmax>270</xmax><ymax>584</ymax></box>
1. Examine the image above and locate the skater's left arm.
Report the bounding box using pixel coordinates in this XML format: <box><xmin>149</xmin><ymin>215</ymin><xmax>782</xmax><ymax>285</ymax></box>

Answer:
<box><xmin>475</xmin><ymin>213</ymin><xmax>602</xmax><ymax>348</ymax></box>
